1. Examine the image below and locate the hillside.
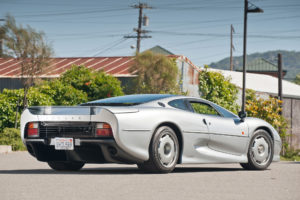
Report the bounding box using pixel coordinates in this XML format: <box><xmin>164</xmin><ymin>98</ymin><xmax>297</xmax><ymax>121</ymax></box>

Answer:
<box><xmin>209</xmin><ymin>50</ymin><xmax>300</xmax><ymax>81</ymax></box>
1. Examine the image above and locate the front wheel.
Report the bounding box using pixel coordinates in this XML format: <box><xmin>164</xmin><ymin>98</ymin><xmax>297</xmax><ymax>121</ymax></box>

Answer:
<box><xmin>138</xmin><ymin>126</ymin><xmax>179</xmax><ymax>173</ymax></box>
<box><xmin>241</xmin><ymin>129</ymin><xmax>274</xmax><ymax>170</ymax></box>
<box><xmin>48</xmin><ymin>161</ymin><xmax>85</xmax><ymax>171</ymax></box>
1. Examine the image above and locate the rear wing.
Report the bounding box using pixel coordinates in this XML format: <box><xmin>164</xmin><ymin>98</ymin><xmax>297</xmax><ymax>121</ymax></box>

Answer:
<box><xmin>27</xmin><ymin>106</ymin><xmax>102</xmax><ymax>115</ymax></box>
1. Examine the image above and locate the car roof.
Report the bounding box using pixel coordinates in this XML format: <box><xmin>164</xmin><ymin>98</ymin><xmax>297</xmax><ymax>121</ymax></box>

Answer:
<box><xmin>86</xmin><ymin>94</ymin><xmax>177</xmax><ymax>105</ymax></box>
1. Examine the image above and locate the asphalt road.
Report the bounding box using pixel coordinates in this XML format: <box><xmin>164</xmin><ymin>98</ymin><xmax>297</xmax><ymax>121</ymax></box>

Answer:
<box><xmin>0</xmin><ymin>152</ymin><xmax>299</xmax><ymax>200</ymax></box>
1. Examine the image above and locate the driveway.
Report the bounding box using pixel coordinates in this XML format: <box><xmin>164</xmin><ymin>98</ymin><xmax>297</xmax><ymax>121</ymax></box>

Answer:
<box><xmin>0</xmin><ymin>152</ymin><xmax>299</xmax><ymax>200</ymax></box>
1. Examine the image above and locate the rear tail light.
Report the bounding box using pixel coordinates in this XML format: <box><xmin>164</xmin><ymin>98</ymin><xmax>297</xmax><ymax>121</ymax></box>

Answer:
<box><xmin>96</xmin><ymin>123</ymin><xmax>113</xmax><ymax>137</ymax></box>
<box><xmin>27</xmin><ymin>122</ymin><xmax>39</xmax><ymax>138</ymax></box>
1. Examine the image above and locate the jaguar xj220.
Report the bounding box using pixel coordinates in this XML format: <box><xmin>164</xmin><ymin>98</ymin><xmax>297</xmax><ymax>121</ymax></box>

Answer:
<box><xmin>21</xmin><ymin>94</ymin><xmax>281</xmax><ymax>173</ymax></box>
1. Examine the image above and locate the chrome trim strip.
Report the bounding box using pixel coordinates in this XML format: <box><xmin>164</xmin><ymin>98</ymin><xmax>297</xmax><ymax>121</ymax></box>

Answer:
<box><xmin>122</xmin><ymin>129</ymin><xmax>151</xmax><ymax>132</ymax></box>
<box><xmin>24</xmin><ymin>139</ymin><xmax>45</xmax><ymax>143</ymax></box>
<box><xmin>183</xmin><ymin>130</ymin><xmax>208</xmax><ymax>134</ymax></box>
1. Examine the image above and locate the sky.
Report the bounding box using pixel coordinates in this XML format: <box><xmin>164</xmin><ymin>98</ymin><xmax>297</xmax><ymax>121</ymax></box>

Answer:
<box><xmin>1</xmin><ymin>0</ymin><xmax>299</xmax><ymax>67</ymax></box>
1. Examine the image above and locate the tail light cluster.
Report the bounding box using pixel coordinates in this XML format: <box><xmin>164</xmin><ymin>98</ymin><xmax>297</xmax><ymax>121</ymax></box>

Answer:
<box><xmin>26</xmin><ymin>122</ymin><xmax>113</xmax><ymax>138</ymax></box>
<box><xmin>96</xmin><ymin>123</ymin><xmax>113</xmax><ymax>137</ymax></box>
<box><xmin>27</xmin><ymin>122</ymin><xmax>39</xmax><ymax>138</ymax></box>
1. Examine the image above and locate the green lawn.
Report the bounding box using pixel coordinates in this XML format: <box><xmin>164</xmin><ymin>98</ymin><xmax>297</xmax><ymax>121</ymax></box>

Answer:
<box><xmin>280</xmin><ymin>156</ymin><xmax>300</xmax><ymax>162</ymax></box>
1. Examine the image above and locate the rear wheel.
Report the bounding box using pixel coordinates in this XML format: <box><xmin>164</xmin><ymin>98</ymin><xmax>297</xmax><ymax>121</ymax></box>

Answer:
<box><xmin>48</xmin><ymin>161</ymin><xmax>85</xmax><ymax>171</ymax></box>
<box><xmin>241</xmin><ymin>129</ymin><xmax>273</xmax><ymax>170</ymax></box>
<box><xmin>138</xmin><ymin>126</ymin><xmax>179</xmax><ymax>173</ymax></box>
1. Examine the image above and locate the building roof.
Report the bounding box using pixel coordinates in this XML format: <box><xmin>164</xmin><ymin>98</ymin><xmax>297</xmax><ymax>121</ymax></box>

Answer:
<box><xmin>208</xmin><ymin>68</ymin><xmax>300</xmax><ymax>99</ymax></box>
<box><xmin>147</xmin><ymin>45</ymin><xmax>174</xmax><ymax>55</ymax></box>
<box><xmin>236</xmin><ymin>58</ymin><xmax>286</xmax><ymax>72</ymax></box>
<box><xmin>0</xmin><ymin>55</ymin><xmax>198</xmax><ymax>78</ymax></box>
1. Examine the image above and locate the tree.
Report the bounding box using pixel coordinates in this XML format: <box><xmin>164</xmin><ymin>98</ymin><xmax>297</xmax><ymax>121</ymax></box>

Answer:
<box><xmin>198</xmin><ymin>66</ymin><xmax>240</xmax><ymax>113</ymax></box>
<box><xmin>129</xmin><ymin>51</ymin><xmax>180</xmax><ymax>94</ymax></box>
<box><xmin>3</xmin><ymin>15</ymin><xmax>53</xmax><ymax>108</ymax></box>
<box><xmin>294</xmin><ymin>73</ymin><xmax>300</xmax><ymax>85</ymax></box>
<box><xmin>60</xmin><ymin>65</ymin><xmax>123</xmax><ymax>101</ymax></box>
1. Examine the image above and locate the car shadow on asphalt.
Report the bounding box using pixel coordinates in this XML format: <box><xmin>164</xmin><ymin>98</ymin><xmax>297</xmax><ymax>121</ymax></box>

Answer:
<box><xmin>0</xmin><ymin>166</ymin><xmax>244</xmax><ymax>175</ymax></box>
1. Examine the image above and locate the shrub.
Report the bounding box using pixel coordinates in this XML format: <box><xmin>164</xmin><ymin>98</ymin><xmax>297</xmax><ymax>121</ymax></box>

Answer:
<box><xmin>0</xmin><ymin>88</ymin><xmax>54</xmax><ymax>132</ymax></box>
<box><xmin>60</xmin><ymin>65</ymin><xmax>123</xmax><ymax>100</ymax></box>
<box><xmin>0</xmin><ymin>128</ymin><xmax>26</xmax><ymax>151</ymax></box>
<box><xmin>198</xmin><ymin>66</ymin><xmax>240</xmax><ymax>114</ymax></box>
<box><xmin>245</xmin><ymin>89</ymin><xmax>289</xmax><ymax>154</ymax></box>
<box><xmin>38</xmin><ymin>79</ymin><xmax>88</xmax><ymax>105</ymax></box>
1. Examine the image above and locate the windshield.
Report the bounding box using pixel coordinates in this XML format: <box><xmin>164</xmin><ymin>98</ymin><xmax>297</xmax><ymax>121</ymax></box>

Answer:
<box><xmin>81</xmin><ymin>94</ymin><xmax>175</xmax><ymax>106</ymax></box>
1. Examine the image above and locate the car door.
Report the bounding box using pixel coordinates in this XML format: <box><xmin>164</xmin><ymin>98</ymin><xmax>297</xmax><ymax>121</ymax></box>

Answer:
<box><xmin>188</xmin><ymin>100</ymin><xmax>248</xmax><ymax>156</ymax></box>
<box><xmin>168</xmin><ymin>99</ymin><xmax>210</xmax><ymax>161</ymax></box>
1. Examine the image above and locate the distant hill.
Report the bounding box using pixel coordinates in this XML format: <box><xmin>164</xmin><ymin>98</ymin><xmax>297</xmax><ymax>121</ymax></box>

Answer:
<box><xmin>209</xmin><ymin>50</ymin><xmax>300</xmax><ymax>81</ymax></box>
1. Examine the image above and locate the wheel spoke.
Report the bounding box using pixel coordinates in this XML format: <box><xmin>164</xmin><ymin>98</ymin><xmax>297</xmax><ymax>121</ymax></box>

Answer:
<box><xmin>158</xmin><ymin>133</ymin><xmax>176</xmax><ymax>166</ymax></box>
<box><xmin>251</xmin><ymin>136</ymin><xmax>270</xmax><ymax>164</ymax></box>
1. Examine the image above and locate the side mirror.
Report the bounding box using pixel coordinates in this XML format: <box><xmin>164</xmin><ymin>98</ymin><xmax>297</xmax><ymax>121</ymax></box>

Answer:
<box><xmin>238</xmin><ymin>111</ymin><xmax>247</xmax><ymax>122</ymax></box>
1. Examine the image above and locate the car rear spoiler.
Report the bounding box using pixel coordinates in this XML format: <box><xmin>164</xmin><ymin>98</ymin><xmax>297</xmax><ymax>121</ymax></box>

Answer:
<box><xmin>27</xmin><ymin>106</ymin><xmax>102</xmax><ymax>115</ymax></box>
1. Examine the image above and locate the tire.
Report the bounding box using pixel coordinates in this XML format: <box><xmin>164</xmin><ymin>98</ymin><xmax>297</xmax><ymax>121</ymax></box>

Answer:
<box><xmin>48</xmin><ymin>161</ymin><xmax>85</xmax><ymax>171</ymax></box>
<box><xmin>241</xmin><ymin>129</ymin><xmax>274</xmax><ymax>170</ymax></box>
<box><xmin>138</xmin><ymin>126</ymin><xmax>179</xmax><ymax>173</ymax></box>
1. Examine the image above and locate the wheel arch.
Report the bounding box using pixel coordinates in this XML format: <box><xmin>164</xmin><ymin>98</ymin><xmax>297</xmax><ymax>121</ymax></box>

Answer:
<box><xmin>253</xmin><ymin>126</ymin><xmax>274</xmax><ymax>141</ymax></box>
<box><xmin>155</xmin><ymin>122</ymin><xmax>184</xmax><ymax>164</ymax></box>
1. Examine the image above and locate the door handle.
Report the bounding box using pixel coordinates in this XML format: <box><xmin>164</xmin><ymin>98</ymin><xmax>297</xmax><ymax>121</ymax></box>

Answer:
<box><xmin>203</xmin><ymin>118</ymin><xmax>211</xmax><ymax>126</ymax></box>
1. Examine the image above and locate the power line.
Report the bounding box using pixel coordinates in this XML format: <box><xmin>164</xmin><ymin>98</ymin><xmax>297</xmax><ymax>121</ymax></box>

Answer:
<box><xmin>14</xmin><ymin>8</ymin><xmax>131</xmax><ymax>18</ymax></box>
<box><xmin>92</xmin><ymin>38</ymin><xmax>129</xmax><ymax>56</ymax></box>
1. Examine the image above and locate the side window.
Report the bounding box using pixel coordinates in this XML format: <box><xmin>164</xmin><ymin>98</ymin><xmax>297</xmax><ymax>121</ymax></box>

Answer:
<box><xmin>168</xmin><ymin>99</ymin><xmax>189</xmax><ymax>111</ymax></box>
<box><xmin>190</xmin><ymin>102</ymin><xmax>220</xmax><ymax>116</ymax></box>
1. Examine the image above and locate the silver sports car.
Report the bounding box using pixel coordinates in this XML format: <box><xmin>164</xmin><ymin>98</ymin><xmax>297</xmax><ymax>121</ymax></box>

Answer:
<box><xmin>21</xmin><ymin>94</ymin><xmax>281</xmax><ymax>173</ymax></box>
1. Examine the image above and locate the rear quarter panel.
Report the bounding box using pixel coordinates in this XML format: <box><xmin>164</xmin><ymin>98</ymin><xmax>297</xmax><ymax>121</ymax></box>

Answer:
<box><xmin>114</xmin><ymin>107</ymin><xmax>208</xmax><ymax>161</ymax></box>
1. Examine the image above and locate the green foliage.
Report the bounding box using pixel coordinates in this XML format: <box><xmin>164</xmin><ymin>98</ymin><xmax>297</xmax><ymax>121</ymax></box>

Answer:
<box><xmin>282</xmin><ymin>148</ymin><xmax>300</xmax><ymax>161</ymax></box>
<box><xmin>245</xmin><ymin>90</ymin><xmax>289</xmax><ymax>154</ymax></box>
<box><xmin>198</xmin><ymin>66</ymin><xmax>240</xmax><ymax>114</ymax></box>
<box><xmin>294</xmin><ymin>73</ymin><xmax>300</xmax><ymax>85</ymax></box>
<box><xmin>0</xmin><ymin>65</ymin><xmax>124</xmax><ymax>132</ymax></box>
<box><xmin>38</xmin><ymin>80</ymin><xmax>87</xmax><ymax>105</ymax></box>
<box><xmin>0</xmin><ymin>128</ymin><xmax>26</xmax><ymax>151</ymax></box>
<box><xmin>0</xmin><ymin>88</ymin><xmax>54</xmax><ymax>132</ymax></box>
<box><xmin>129</xmin><ymin>51</ymin><xmax>180</xmax><ymax>94</ymax></box>
<box><xmin>60</xmin><ymin>65</ymin><xmax>123</xmax><ymax>100</ymax></box>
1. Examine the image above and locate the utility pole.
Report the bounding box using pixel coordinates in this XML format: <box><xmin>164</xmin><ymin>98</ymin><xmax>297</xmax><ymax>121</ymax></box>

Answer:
<box><xmin>0</xmin><ymin>19</ymin><xmax>5</xmax><ymax>57</ymax></box>
<box><xmin>124</xmin><ymin>3</ymin><xmax>152</xmax><ymax>53</ymax></box>
<box><xmin>278</xmin><ymin>53</ymin><xmax>283</xmax><ymax>104</ymax></box>
<box><xmin>230</xmin><ymin>24</ymin><xmax>235</xmax><ymax>71</ymax></box>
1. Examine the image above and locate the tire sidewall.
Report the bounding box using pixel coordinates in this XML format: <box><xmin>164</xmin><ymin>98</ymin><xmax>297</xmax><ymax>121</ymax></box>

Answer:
<box><xmin>247</xmin><ymin>130</ymin><xmax>274</xmax><ymax>170</ymax></box>
<box><xmin>150</xmin><ymin>126</ymin><xmax>179</xmax><ymax>173</ymax></box>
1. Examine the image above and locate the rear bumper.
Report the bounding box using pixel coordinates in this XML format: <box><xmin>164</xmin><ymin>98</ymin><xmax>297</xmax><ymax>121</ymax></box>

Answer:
<box><xmin>25</xmin><ymin>138</ymin><xmax>143</xmax><ymax>164</ymax></box>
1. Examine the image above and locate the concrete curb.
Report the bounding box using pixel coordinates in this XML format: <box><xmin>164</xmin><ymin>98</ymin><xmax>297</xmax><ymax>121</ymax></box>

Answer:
<box><xmin>0</xmin><ymin>145</ymin><xmax>12</xmax><ymax>153</ymax></box>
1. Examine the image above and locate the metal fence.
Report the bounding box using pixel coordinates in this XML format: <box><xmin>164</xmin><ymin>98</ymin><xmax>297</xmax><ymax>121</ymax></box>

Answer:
<box><xmin>283</xmin><ymin>98</ymin><xmax>300</xmax><ymax>149</ymax></box>
<box><xmin>0</xmin><ymin>78</ymin><xmax>23</xmax><ymax>92</ymax></box>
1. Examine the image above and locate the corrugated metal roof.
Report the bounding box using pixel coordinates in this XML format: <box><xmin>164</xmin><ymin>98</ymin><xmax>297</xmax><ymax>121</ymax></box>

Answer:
<box><xmin>208</xmin><ymin>68</ymin><xmax>300</xmax><ymax>99</ymax></box>
<box><xmin>0</xmin><ymin>57</ymin><xmax>133</xmax><ymax>78</ymax></box>
<box><xmin>0</xmin><ymin>55</ymin><xmax>199</xmax><ymax>78</ymax></box>
<box><xmin>236</xmin><ymin>58</ymin><xmax>284</xmax><ymax>72</ymax></box>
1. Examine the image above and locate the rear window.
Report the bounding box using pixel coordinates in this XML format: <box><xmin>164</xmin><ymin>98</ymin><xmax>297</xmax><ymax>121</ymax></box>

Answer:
<box><xmin>168</xmin><ymin>99</ymin><xmax>190</xmax><ymax>111</ymax></box>
<box><xmin>82</xmin><ymin>94</ymin><xmax>175</xmax><ymax>106</ymax></box>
